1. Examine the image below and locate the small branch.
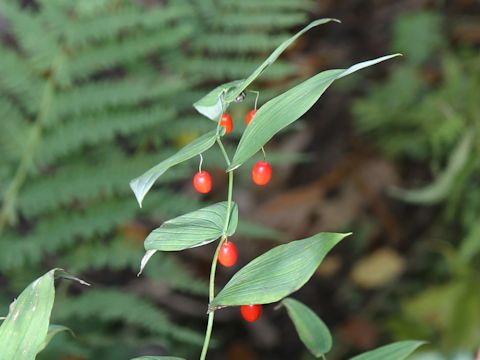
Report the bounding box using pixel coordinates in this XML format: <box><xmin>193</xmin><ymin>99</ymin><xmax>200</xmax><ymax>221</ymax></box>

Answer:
<box><xmin>216</xmin><ymin>137</ymin><xmax>231</xmax><ymax>167</ymax></box>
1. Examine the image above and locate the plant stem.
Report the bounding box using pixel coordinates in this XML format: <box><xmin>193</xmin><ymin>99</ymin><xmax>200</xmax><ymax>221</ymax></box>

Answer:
<box><xmin>200</xmin><ymin>158</ymin><xmax>234</xmax><ymax>359</ymax></box>
<box><xmin>0</xmin><ymin>53</ymin><xmax>64</xmax><ymax>234</ymax></box>
<box><xmin>0</xmin><ymin>81</ymin><xmax>54</xmax><ymax>234</ymax></box>
<box><xmin>216</xmin><ymin>137</ymin><xmax>231</xmax><ymax>167</ymax></box>
<box><xmin>199</xmin><ymin>236</ymin><xmax>224</xmax><ymax>360</ymax></box>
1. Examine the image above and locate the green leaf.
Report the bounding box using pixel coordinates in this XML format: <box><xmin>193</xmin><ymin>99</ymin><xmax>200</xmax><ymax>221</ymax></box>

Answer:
<box><xmin>139</xmin><ymin>202</ymin><xmax>238</xmax><ymax>274</ymax></box>
<box><xmin>225</xmin><ymin>18</ymin><xmax>340</xmax><ymax>102</ymax></box>
<box><xmin>389</xmin><ymin>132</ymin><xmax>473</xmax><ymax>204</ymax></box>
<box><xmin>282</xmin><ymin>298</ymin><xmax>332</xmax><ymax>357</ymax></box>
<box><xmin>350</xmin><ymin>340</ymin><xmax>426</xmax><ymax>360</ymax></box>
<box><xmin>193</xmin><ymin>80</ymin><xmax>244</xmax><ymax>120</ymax></box>
<box><xmin>38</xmin><ymin>324</ymin><xmax>73</xmax><ymax>353</ymax></box>
<box><xmin>145</xmin><ymin>202</ymin><xmax>238</xmax><ymax>251</ymax></box>
<box><xmin>228</xmin><ymin>54</ymin><xmax>401</xmax><ymax>171</ymax></box>
<box><xmin>0</xmin><ymin>269</ymin><xmax>88</xmax><ymax>359</ymax></box>
<box><xmin>130</xmin><ymin>130</ymin><xmax>217</xmax><ymax>207</ymax></box>
<box><xmin>193</xmin><ymin>19</ymin><xmax>339</xmax><ymax>120</ymax></box>
<box><xmin>209</xmin><ymin>232</ymin><xmax>350</xmax><ymax>311</ymax></box>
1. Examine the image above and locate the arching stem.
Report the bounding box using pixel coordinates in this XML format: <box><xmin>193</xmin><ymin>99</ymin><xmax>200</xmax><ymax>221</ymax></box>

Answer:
<box><xmin>200</xmin><ymin>140</ymin><xmax>234</xmax><ymax>360</ymax></box>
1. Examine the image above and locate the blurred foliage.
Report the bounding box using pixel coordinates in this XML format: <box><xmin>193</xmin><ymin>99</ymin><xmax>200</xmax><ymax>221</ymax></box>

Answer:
<box><xmin>0</xmin><ymin>0</ymin><xmax>314</xmax><ymax>358</ymax></box>
<box><xmin>354</xmin><ymin>10</ymin><xmax>480</xmax><ymax>355</ymax></box>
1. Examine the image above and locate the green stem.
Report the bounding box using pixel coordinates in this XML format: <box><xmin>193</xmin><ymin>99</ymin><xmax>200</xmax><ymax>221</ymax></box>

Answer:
<box><xmin>0</xmin><ymin>81</ymin><xmax>54</xmax><ymax>234</ymax></box>
<box><xmin>199</xmin><ymin>235</ymin><xmax>225</xmax><ymax>360</ymax></box>
<box><xmin>216</xmin><ymin>137</ymin><xmax>231</xmax><ymax>167</ymax></box>
<box><xmin>200</xmin><ymin>157</ymin><xmax>234</xmax><ymax>359</ymax></box>
<box><xmin>0</xmin><ymin>53</ymin><xmax>64</xmax><ymax>234</ymax></box>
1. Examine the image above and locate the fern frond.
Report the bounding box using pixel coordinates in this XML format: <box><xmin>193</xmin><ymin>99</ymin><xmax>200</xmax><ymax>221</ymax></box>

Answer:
<box><xmin>194</xmin><ymin>32</ymin><xmax>290</xmax><ymax>54</ymax></box>
<box><xmin>65</xmin><ymin>4</ymin><xmax>192</xmax><ymax>47</ymax></box>
<box><xmin>181</xmin><ymin>57</ymin><xmax>296</xmax><ymax>80</ymax></box>
<box><xmin>0</xmin><ymin>98</ymin><xmax>31</xmax><ymax>163</ymax></box>
<box><xmin>0</xmin><ymin>1</ymin><xmax>59</xmax><ymax>70</ymax></box>
<box><xmin>61</xmin><ymin>237</ymin><xmax>143</xmax><ymax>273</ymax></box>
<box><xmin>19</xmin><ymin>157</ymin><xmax>187</xmax><ymax>218</ymax></box>
<box><xmin>67</xmin><ymin>25</ymin><xmax>192</xmax><ymax>80</ymax></box>
<box><xmin>54</xmin><ymin>290</ymin><xmax>204</xmax><ymax>345</ymax></box>
<box><xmin>159</xmin><ymin>116</ymin><xmax>214</xmax><ymax>139</ymax></box>
<box><xmin>213</xmin><ymin>12</ymin><xmax>308</xmax><ymax>30</ymax></box>
<box><xmin>0</xmin><ymin>232</ymin><xmax>40</xmax><ymax>271</ymax></box>
<box><xmin>54</xmin><ymin>78</ymin><xmax>187</xmax><ymax>118</ymax></box>
<box><xmin>38</xmin><ymin>105</ymin><xmax>176</xmax><ymax>164</ymax></box>
<box><xmin>0</xmin><ymin>47</ymin><xmax>43</xmax><ymax>109</ymax></box>
<box><xmin>221</xmin><ymin>0</ymin><xmax>315</xmax><ymax>12</ymax></box>
<box><xmin>144</xmin><ymin>254</ymin><xmax>208</xmax><ymax>296</ymax></box>
<box><xmin>42</xmin><ymin>198</ymin><xmax>136</xmax><ymax>248</ymax></box>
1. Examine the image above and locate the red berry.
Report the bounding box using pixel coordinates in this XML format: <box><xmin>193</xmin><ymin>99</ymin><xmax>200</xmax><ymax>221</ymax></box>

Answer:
<box><xmin>240</xmin><ymin>304</ymin><xmax>262</xmax><ymax>323</ymax></box>
<box><xmin>218</xmin><ymin>241</ymin><xmax>238</xmax><ymax>267</ymax></box>
<box><xmin>193</xmin><ymin>171</ymin><xmax>212</xmax><ymax>194</ymax></box>
<box><xmin>220</xmin><ymin>113</ymin><xmax>234</xmax><ymax>134</ymax></box>
<box><xmin>245</xmin><ymin>109</ymin><xmax>257</xmax><ymax>125</ymax></box>
<box><xmin>252</xmin><ymin>160</ymin><xmax>272</xmax><ymax>186</ymax></box>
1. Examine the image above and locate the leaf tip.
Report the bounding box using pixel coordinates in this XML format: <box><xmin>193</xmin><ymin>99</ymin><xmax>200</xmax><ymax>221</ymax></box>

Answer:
<box><xmin>129</xmin><ymin>178</ymin><xmax>144</xmax><ymax>208</ymax></box>
<box><xmin>138</xmin><ymin>250</ymin><xmax>157</xmax><ymax>276</ymax></box>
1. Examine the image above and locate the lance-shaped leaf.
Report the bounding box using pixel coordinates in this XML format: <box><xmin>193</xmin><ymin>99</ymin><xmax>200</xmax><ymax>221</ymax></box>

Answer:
<box><xmin>0</xmin><ymin>269</ymin><xmax>88</xmax><ymax>359</ymax></box>
<box><xmin>282</xmin><ymin>298</ymin><xmax>332</xmax><ymax>358</ymax></box>
<box><xmin>389</xmin><ymin>131</ymin><xmax>472</xmax><ymax>204</ymax></box>
<box><xmin>130</xmin><ymin>130</ymin><xmax>217</xmax><ymax>206</ymax></box>
<box><xmin>145</xmin><ymin>202</ymin><xmax>238</xmax><ymax>251</ymax></box>
<box><xmin>209</xmin><ymin>232</ymin><xmax>350</xmax><ymax>311</ymax></box>
<box><xmin>193</xmin><ymin>80</ymin><xmax>243</xmax><ymax>120</ymax></box>
<box><xmin>350</xmin><ymin>341</ymin><xmax>426</xmax><ymax>360</ymax></box>
<box><xmin>225</xmin><ymin>18</ymin><xmax>340</xmax><ymax>103</ymax></box>
<box><xmin>138</xmin><ymin>202</ymin><xmax>238</xmax><ymax>275</ymax></box>
<box><xmin>228</xmin><ymin>54</ymin><xmax>401</xmax><ymax>171</ymax></box>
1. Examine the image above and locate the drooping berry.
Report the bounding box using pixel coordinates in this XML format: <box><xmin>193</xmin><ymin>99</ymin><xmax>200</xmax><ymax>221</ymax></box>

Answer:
<box><xmin>220</xmin><ymin>113</ymin><xmax>234</xmax><ymax>134</ymax></box>
<box><xmin>193</xmin><ymin>171</ymin><xmax>212</xmax><ymax>194</ymax></box>
<box><xmin>245</xmin><ymin>109</ymin><xmax>257</xmax><ymax>125</ymax></box>
<box><xmin>240</xmin><ymin>304</ymin><xmax>263</xmax><ymax>323</ymax></box>
<box><xmin>252</xmin><ymin>160</ymin><xmax>272</xmax><ymax>186</ymax></box>
<box><xmin>218</xmin><ymin>241</ymin><xmax>238</xmax><ymax>267</ymax></box>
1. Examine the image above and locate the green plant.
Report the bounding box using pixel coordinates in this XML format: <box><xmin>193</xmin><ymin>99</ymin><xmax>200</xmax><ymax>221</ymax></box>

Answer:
<box><xmin>353</xmin><ymin>10</ymin><xmax>480</xmax><ymax>354</ymax></box>
<box><xmin>0</xmin><ymin>0</ymin><xmax>317</xmax><ymax>357</ymax></box>
<box><xmin>127</xmin><ymin>18</ymin><xmax>422</xmax><ymax>360</ymax></box>
<box><xmin>0</xmin><ymin>16</ymin><xmax>426</xmax><ymax>358</ymax></box>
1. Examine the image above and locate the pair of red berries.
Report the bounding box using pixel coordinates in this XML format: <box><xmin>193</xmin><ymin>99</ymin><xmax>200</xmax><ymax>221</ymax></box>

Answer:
<box><xmin>223</xmin><ymin>109</ymin><xmax>272</xmax><ymax>186</ymax></box>
<box><xmin>192</xmin><ymin>160</ymin><xmax>272</xmax><ymax>194</ymax></box>
<box><xmin>219</xmin><ymin>109</ymin><xmax>257</xmax><ymax>135</ymax></box>
<box><xmin>217</xmin><ymin>240</ymin><xmax>263</xmax><ymax>322</ymax></box>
